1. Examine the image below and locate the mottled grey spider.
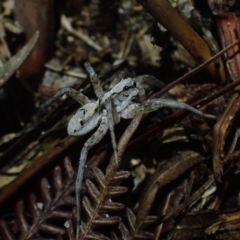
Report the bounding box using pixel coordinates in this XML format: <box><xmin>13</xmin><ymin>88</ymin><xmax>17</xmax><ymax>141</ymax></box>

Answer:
<box><xmin>40</xmin><ymin>62</ymin><xmax>216</xmax><ymax>239</ymax></box>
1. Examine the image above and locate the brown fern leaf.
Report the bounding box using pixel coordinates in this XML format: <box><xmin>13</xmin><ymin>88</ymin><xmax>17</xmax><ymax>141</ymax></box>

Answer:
<box><xmin>0</xmin><ymin>157</ymin><xmax>76</xmax><ymax>240</ymax></box>
<box><xmin>119</xmin><ymin>208</ymin><xmax>157</xmax><ymax>240</ymax></box>
<box><xmin>80</xmin><ymin>166</ymin><xmax>130</xmax><ymax>239</ymax></box>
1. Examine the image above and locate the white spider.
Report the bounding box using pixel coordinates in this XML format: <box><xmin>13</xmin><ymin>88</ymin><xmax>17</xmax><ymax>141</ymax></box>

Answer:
<box><xmin>40</xmin><ymin>62</ymin><xmax>216</xmax><ymax>238</ymax></box>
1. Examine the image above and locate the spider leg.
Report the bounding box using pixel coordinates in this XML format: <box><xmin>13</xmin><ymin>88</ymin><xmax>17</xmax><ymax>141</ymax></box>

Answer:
<box><xmin>141</xmin><ymin>98</ymin><xmax>217</xmax><ymax>119</ymax></box>
<box><xmin>134</xmin><ymin>75</ymin><xmax>166</xmax><ymax>89</ymax></box>
<box><xmin>75</xmin><ymin>116</ymin><xmax>108</xmax><ymax>239</ymax></box>
<box><xmin>84</xmin><ymin>62</ymin><xmax>104</xmax><ymax>98</ymax></box>
<box><xmin>37</xmin><ymin>88</ymin><xmax>90</xmax><ymax>126</ymax></box>
<box><xmin>104</xmin><ymin>100</ymin><xmax>119</xmax><ymax>167</ymax></box>
<box><xmin>40</xmin><ymin>87</ymin><xmax>90</xmax><ymax>108</ymax></box>
<box><xmin>121</xmin><ymin>99</ymin><xmax>217</xmax><ymax>119</ymax></box>
<box><xmin>133</xmin><ymin>75</ymin><xmax>166</xmax><ymax>101</ymax></box>
<box><xmin>84</xmin><ymin>62</ymin><xmax>119</xmax><ymax>165</ymax></box>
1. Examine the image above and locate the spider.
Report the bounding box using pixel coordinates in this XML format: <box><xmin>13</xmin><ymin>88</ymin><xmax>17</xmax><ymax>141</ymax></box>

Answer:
<box><xmin>39</xmin><ymin>62</ymin><xmax>216</xmax><ymax>238</ymax></box>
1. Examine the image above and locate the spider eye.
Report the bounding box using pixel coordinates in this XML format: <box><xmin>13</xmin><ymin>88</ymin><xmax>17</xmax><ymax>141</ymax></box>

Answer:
<box><xmin>132</xmin><ymin>81</ymin><xmax>136</xmax><ymax>87</ymax></box>
<box><xmin>79</xmin><ymin>120</ymin><xmax>83</xmax><ymax>125</ymax></box>
<box><xmin>131</xmin><ymin>96</ymin><xmax>137</xmax><ymax>102</ymax></box>
<box><xmin>124</xmin><ymin>86</ymin><xmax>129</xmax><ymax>91</ymax></box>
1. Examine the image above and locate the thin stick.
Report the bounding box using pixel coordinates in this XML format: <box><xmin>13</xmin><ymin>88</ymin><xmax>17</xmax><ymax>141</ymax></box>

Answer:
<box><xmin>107</xmin><ymin>112</ymin><xmax>143</xmax><ymax>174</ymax></box>
<box><xmin>152</xmin><ymin>40</ymin><xmax>239</xmax><ymax>99</ymax></box>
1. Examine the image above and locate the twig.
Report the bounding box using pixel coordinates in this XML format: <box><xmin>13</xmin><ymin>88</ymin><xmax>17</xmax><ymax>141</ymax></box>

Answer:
<box><xmin>61</xmin><ymin>15</ymin><xmax>103</xmax><ymax>51</ymax></box>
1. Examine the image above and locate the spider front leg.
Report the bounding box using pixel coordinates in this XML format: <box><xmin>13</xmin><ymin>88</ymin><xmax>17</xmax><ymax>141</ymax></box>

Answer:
<box><xmin>40</xmin><ymin>87</ymin><xmax>91</xmax><ymax>108</ymax></box>
<box><xmin>84</xmin><ymin>62</ymin><xmax>104</xmax><ymax>98</ymax></box>
<box><xmin>38</xmin><ymin>87</ymin><xmax>91</xmax><ymax>124</ymax></box>
<box><xmin>134</xmin><ymin>75</ymin><xmax>166</xmax><ymax>90</ymax></box>
<box><xmin>134</xmin><ymin>75</ymin><xmax>166</xmax><ymax>101</ymax></box>
<box><xmin>84</xmin><ymin>62</ymin><xmax>119</xmax><ymax>167</ymax></box>
<box><xmin>104</xmin><ymin>99</ymin><xmax>119</xmax><ymax>167</ymax></box>
<box><xmin>142</xmin><ymin>98</ymin><xmax>217</xmax><ymax>119</ymax></box>
<box><xmin>121</xmin><ymin>98</ymin><xmax>217</xmax><ymax>119</ymax></box>
<box><xmin>75</xmin><ymin>115</ymin><xmax>108</xmax><ymax>239</ymax></box>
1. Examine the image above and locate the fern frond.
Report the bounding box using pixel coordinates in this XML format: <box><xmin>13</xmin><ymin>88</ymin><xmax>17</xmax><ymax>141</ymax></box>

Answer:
<box><xmin>0</xmin><ymin>157</ymin><xmax>75</xmax><ymax>240</ymax></box>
